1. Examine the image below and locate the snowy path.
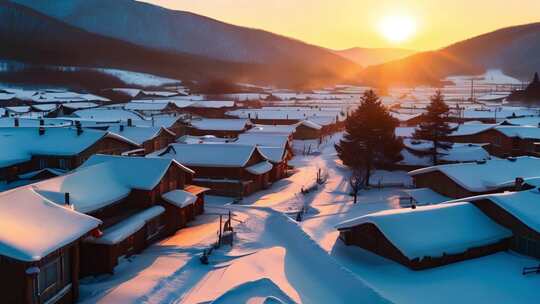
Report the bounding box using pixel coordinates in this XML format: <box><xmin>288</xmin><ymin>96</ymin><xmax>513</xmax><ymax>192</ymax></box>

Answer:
<box><xmin>80</xmin><ymin>133</ymin><xmax>540</xmax><ymax>303</ymax></box>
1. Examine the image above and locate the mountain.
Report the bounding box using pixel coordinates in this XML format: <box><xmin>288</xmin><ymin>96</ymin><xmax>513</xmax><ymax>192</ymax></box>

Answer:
<box><xmin>360</xmin><ymin>22</ymin><xmax>540</xmax><ymax>86</ymax></box>
<box><xmin>10</xmin><ymin>0</ymin><xmax>358</xmax><ymax>69</ymax></box>
<box><xmin>0</xmin><ymin>0</ymin><xmax>360</xmax><ymax>88</ymax></box>
<box><xmin>333</xmin><ymin>47</ymin><xmax>415</xmax><ymax>66</ymax></box>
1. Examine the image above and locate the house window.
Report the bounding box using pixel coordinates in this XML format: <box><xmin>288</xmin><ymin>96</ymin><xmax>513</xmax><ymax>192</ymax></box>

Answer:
<box><xmin>39</xmin><ymin>159</ymin><xmax>47</xmax><ymax>169</ymax></box>
<box><xmin>146</xmin><ymin>215</ymin><xmax>165</xmax><ymax>240</ymax></box>
<box><xmin>58</xmin><ymin>159</ymin><xmax>69</xmax><ymax>170</ymax></box>
<box><xmin>35</xmin><ymin>251</ymin><xmax>72</xmax><ymax>302</ymax></box>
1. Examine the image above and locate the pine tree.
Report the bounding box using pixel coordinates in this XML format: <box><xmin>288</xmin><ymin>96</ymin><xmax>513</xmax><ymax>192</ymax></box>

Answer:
<box><xmin>336</xmin><ymin>90</ymin><xmax>403</xmax><ymax>187</ymax></box>
<box><xmin>413</xmin><ymin>90</ymin><xmax>453</xmax><ymax>165</ymax></box>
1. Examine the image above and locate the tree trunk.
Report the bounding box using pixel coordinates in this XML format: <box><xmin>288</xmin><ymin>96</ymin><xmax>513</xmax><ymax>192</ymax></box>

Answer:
<box><xmin>433</xmin><ymin>139</ymin><xmax>438</xmax><ymax>165</ymax></box>
<box><xmin>353</xmin><ymin>192</ymin><xmax>358</xmax><ymax>204</ymax></box>
<box><xmin>364</xmin><ymin>166</ymin><xmax>371</xmax><ymax>187</ymax></box>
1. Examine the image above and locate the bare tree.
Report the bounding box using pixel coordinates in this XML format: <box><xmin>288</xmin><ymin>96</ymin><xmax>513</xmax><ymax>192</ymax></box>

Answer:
<box><xmin>349</xmin><ymin>167</ymin><xmax>367</xmax><ymax>204</ymax></box>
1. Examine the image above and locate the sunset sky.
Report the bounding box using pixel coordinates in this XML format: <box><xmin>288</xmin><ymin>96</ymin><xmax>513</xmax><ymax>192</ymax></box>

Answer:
<box><xmin>140</xmin><ymin>0</ymin><xmax>540</xmax><ymax>51</ymax></box>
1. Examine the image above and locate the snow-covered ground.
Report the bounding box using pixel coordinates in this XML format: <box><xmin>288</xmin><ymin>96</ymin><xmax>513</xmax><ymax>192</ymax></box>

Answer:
<box><xmin>79</xmin><ymin>133</ymin><xmax>540</xmax><ymax>304</ymax></box>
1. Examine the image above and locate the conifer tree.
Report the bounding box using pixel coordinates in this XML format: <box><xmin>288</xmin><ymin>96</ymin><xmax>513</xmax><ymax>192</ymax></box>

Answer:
<box><xmin>413</xmin><ymin>90</ymin><xmax>453</xmax><ymax>165</ymax></box>
<box><xmin>336</xmin><ymin>90</ymin><xmax>403</xmax><ymax>187</ymax></box>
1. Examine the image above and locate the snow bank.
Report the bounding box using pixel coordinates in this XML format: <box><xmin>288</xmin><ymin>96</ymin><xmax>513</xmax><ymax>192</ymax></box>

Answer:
<box><xmin>335</xmin><ymin>202</ymin><xmax>512</xmax><ymax>260</ymax></box>
<box><xmin>211</xmin><ymin>278</ymin><xmax>295</xmax><ymax>304</ymax></box>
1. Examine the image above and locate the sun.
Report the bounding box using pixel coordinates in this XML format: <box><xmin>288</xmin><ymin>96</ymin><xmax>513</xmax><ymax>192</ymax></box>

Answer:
<box><xmin>378</xmin><ymin>15</ymin><xmax>416</xmax><ymax>43</ymax></box>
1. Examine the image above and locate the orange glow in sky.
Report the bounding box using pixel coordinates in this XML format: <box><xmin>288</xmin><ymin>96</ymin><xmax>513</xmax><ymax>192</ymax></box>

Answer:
<box><xmin>140</xmin><ymin>0</ymin><xmax>540</xmax><ymax>51</ymax></box>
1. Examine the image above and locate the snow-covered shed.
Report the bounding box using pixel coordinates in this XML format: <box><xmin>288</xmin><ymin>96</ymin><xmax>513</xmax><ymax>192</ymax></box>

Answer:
<box><xmin>153</xmin><ymin>143</ymin><xmax>273</xmax><ymax>197</ymax></box>
<box><xmin>409</xmin><ymin>156</ymin><xmax>540</xmax><ymax>198</ymax></box>
<box><xmin>398</xmin><ymin>139</ymin><xmax>490</xmax><ymax>168</ymax></box>
<box><xmin>336</xmin><ymin>202</ymin><xmax>512</xmax><ymax>269</ymax></box>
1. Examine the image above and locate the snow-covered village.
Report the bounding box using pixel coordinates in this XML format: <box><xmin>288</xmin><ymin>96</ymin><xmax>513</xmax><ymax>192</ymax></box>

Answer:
<box><xmin>2</xmin><ymin>1</ymin><xmax>540</xmax><ymax>303</ymax></box>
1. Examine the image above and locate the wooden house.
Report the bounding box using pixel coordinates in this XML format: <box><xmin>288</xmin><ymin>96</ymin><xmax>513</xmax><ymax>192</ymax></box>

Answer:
<box><xmin>408</xmin><ymin>156</ymin><xmax>540</xmax><ymax>199</ymax></box>
<box><xmin>457</xmin><ymin>189</ymin><xmax>540</xmax><ymax>259</ymax></box>
<box><xmin>31</xmin><ymin>155</ymin><xmax>204</xmax><ymax>276</ymax></box>
<box><xmin>0</xmin><ymin>127</ymin><xmax>139</xmax><ymax>182</ymax></box>
<box><xmin>154</xmin><ymin>143</ymin><xmax>273</xmax><ymax>197</ymax></box>
<box><xmin>182</xmin><ymin>101</ymin><xmax>236</xmax><ymax>118</ymax></box>
<box><xmin>0</xmin><ymin>188</ymin><xmax>101</xmax><ymax>304</ymax></box>
<box><xmin>186</xmin><ymin>118</ymin><xmax>251</xmax><ymax>138</ymax></box>
<box><xmin>107</xmin><ymin>125</ymin><xmax>177</xmax><ymax>154</ymax></box>
<box><xmin>336</xmin><ymin>202</ymin><xmax>512</xmax><ymax>270</ymax></box>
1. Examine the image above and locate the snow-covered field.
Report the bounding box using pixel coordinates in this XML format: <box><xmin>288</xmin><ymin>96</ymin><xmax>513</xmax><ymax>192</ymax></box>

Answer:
<box><xmin>79</xmin><ymin>133</ymin><xmax>540</xmax><ymax>304</ymax></box>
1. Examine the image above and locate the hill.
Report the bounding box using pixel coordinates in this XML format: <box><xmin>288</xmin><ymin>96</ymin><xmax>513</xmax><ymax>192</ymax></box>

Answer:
<box><xmin>360</xmin><ymin>22</ymin><xmax>540</xmax><ymax>86</ymax></box>
<box><xmin>334</xmin><ymin>47</ymin><xmax>415</xmax><ymax>66</ymax></box>
<box><xmin>0</xmin><ymin>1</ymin><xmax>360</xmax><ymax>88</ymax></box>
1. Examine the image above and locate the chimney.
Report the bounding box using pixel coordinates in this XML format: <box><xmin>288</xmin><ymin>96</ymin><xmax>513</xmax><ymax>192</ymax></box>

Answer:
<box><xmin>64</xmin><ymin>192</ymin><xmax>71</xmax><ymax>206</ymax></box>
<box><xmin>39</xmin><ymin>119</ymin><xmax>44</xmax><ymax>126</ymax></box>
<box><xmin>120</xmin><ymin>124</ymin><xmax>124</xmax><ymax>132</ymax></box>
<box><xmin>38</xmin><ymin>127</ymin><xmax>45</xmax><ymax>136</ymax></box>
<box><xmin>515</xmin><ymin>177</ymin><xmax>524</xmax><ymax>191</ymax></box>
<box><xmin>14</xmin><ymin>117</ymin><xmax>19</xmax><ymax>127</ymax></box>
<box><xmin>127</xmin><ymin>118</ymin><xmax>132</xmax><ymax>127</ymax></box>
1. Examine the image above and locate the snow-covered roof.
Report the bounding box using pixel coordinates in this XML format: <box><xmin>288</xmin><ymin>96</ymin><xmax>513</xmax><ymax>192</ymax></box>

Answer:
<box><xmin>235</xmin><ymin>133</ymin><xmax>290</xmax><ymax>148</ymax></box>
<box><xmin>246</xmin><ymin>124</ymin><xmax>297</xmax><ymax>136</ymax></box>
<box><xmin>495</xmin><ymin>126</ymin><xmax>540</xmax><ymax>139</ymax></box>
<box><xmin>153</xmin><ymin>143</ymin><xmax>259</xmax><ymax>168</ymax></box>
<box><xmin>5</xmin><ymin>106</ymin><xmax>31</xmax><ymax>113</ymax></box>
<box><xmin>31</xmin><ymin>104</ymin><xmax>58</xmax><ymax>112</ymax></box>
<box><xmin>296</xmin><ymin>120</ymin><xmax>322</xmax><ymax>130</ymax></box>
<box><xmin>162</xmin><ymin>190</ymin><xmax>197</xmax><ymax>208</ymax></box>
<box><xmin>458</xmin><ymin>190</ymin><xmax>540</xmax><ymax>233</ymax></box>
<box><xmin>257</xmin><ymin>146</ymin><xmax>287</xmax><ymax>163</ymax></box>
<box><xmin>402</xmin><ymin>139</ymin><xmax>490</xmax><ymax>163</ymax></box>
<box><xmin>449</xmin><ymin>124</ymin><xmax>497</xmax><ymax>137</ymax></box>
<box><xmin>395</xmin><ymin>127</ymin><xmax>416</xmax><ymax>138</ymax></box>
<box><xmin>0</xmin><ymin>127</ymin><xmax>138</xmax><ymax>168</ymax></box>
<box><xmin>107</xmin><ymin>125</ymin><xmax>174</xmax><ymax>145</ymax></box>
<box><xmin>389</xmin><ymin>112</ymin><xmax>422</xmax><ymax>122</ymax></box>
<box><xmin>74</xmin><ymin>108</ymin><xmax>144</xmax><ymax>121</ymax></box>
<box><xmin>177</xmin><ymin>135</ymin><xmax>232</xmax><ymax>144</ymax></box>
<box><xmin>503</xmin><ymin>116</ymin><xmax>540</xmax><ymax>127</ymax></box>
<box><xmin>246</xmin><ymin>161</ymin><xmax>273</xmax><ymax>175</ymax></box>
<box><xmin>124</xmin><ymin>102</ymin><xmax>170</xmax><ymax>111</ymax></box>
<box><xmin>86</xmin><ymin>206</ymin><xmax>165</xmax><ymax>245</ymax></box>
<box><xmin>404</xmin><ymin>188</ymin><xmax>452</xmax><ymax>205</ymax></box>
<box><xmin>33</xmin><ymin>155</ymin><xmax>192</xmax><ymax>213</ymax></box>
<box><xmin>409</xmin><ymin>157</ymin><xmax>540</xmax><ymax>192</ymax></box>
<box><xmin>61</xmin><ymin>102</ymin><xmax>99</xmax><ymax>110</ymax></box>
<box><xmin>0</xmin><ymin>187</ymin><xmax>101</xmax><ymax>262</ymax></box>
<box><xmin>189</xmin><ymin>100</ymin><xmax>235</xmax><ymax>108</ymax></box>
<box><xmin>190</xmin><ymin>118</ymin><xmax>250</xmax><ymax>131</ymax></box>
<box><xmin>0</xmin><ymin>117</ymin><xmax>71</xmax><ymax>128</ymax></box>
<box><xmin>335</xmin><ymin>202</ymin><xmax>512</xmax><ymax>260</ymax></box>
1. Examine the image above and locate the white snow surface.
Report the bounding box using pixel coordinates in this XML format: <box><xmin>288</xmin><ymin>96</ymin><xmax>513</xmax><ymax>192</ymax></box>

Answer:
<box><xmin>190</xmin><ymin>118</ymin><xmax>250</xmax><ymax>131</ymax></box>
<box><xmin>0</xmin><ymin>187</ymin><xmax>101</xmax><ymax>262</ymax></box>
<box><xmin>87</xmin><ymin>206</ymin><xmax>165</xmax><ymax>245</ymax></box>
<box><xmin>34</xmin><ymin>155</ymin><xmax>191</xmax><ymax>213</ymax></box>
<box><xmin>162</xmin><ymin>190</ymin><xmax>197</xmax><ymax>208</ymax></box>
<box><xmin>409</xmin><ymin>156</ymin><xmax>540</xmax><ymax>192</ymax></box>
<box><xmin>335</xmin><ymin>202</ymin><xmax>512</xmax><ymax>260</ymax></box>
<box><xmin>246</xmin><ymin>161</ymin><xmax>273</xmax><ymax>175</ymax></box>
<box><xmin>152</xmin><ymin>143</ymin><xmax>259</xmax><ymax>168</ymax></box>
